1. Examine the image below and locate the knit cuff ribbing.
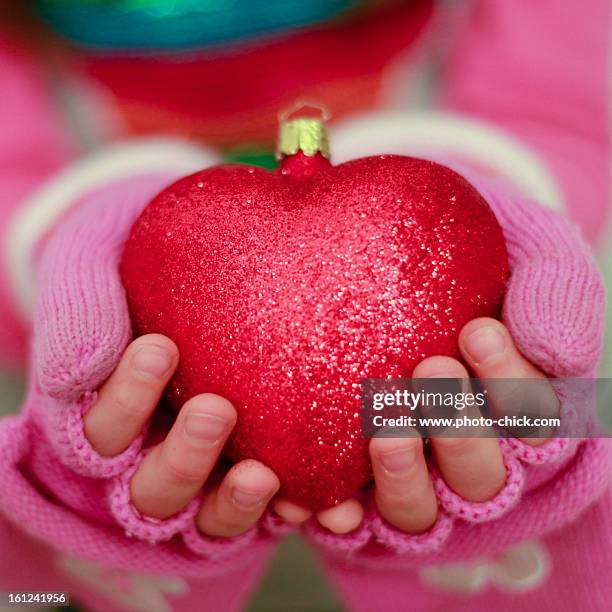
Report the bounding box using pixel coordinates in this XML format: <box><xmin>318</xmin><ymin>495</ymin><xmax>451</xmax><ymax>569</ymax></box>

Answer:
<box><xmin>305</xmin><ymin>517</ymin><xmax>372</xmax><ymax>554</ymax></box>
<box><xmin>505</xmin><ymin>377</ymin><xmax>588</xmax><ymax>466</ymax></box>
<box><xmin>181</xmin><ymin>509</ymin><xmax>293</xmax><ymax>559</ymax></box>
<box><xmin>108</xmin><ymin>450</ymin><xmax>288</xmax><ymax>552</ymax></box>
<box><xmin>367</xmin><ymin>503</ymin><xmax>453</xmax><ymax>554</ymax></box>
<box><xmin>505</xmin><ymin>437</ymin><xmax>579</xmax><ymax>465</ymax></box>
<box><xmin>182</xmin><ymin>521</ymin><xmax>259</xmax><ymax>559</ymax></box>
<box><xmin>432</xmin><ymin>440</ymin><xmax>524</xmax><ymax>523</ymax></box>
<box><xmin>108</xmin><ymin>453</ymin><xmax>202</xmax><ymax>543</ymax></box>
<box><xmin>304</xmin><ymin>501</ymin><xmax>452</xmax><ymax>555</ymax></box>
<box><xmin>44</xmin><ymin>391</ymin><xmax>147</xmax><ymax>479</ymax></box>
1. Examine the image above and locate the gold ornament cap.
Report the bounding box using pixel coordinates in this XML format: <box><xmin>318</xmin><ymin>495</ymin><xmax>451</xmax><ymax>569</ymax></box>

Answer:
<box><xmin>277</xmin><ymin>104</ymin><xmax>331</xmax><ymax>160</ymax></box>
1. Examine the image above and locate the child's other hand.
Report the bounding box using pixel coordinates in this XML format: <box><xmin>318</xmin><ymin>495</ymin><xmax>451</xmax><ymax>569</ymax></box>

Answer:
<box><xmin>295</xmin><ymin>317</ymin><xmax>560</xmax><ymax>535</ymax></box>
<box><xmin>83</xmin><ymin>333</ymin><xmax>284</xmax><ymax>538</ymax></box>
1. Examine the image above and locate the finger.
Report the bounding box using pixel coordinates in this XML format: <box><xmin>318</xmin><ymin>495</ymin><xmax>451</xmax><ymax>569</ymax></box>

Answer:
<box><xmin>370</xmin><ymin>432</ymin><xmax>437</xmax><ymax>533</ymax></box>
<box><xmin>459</xmin><ymin>318</ymin><xmax>559</xmax><ymax>445</ymax></box>
<box><xmin>273</xmin><ymin>499</ymin><xmax>313</xmax><ymax>524</ymax></box>
<box><xmin>414</xmin><ymin>356</ymin><xmax>506</xmax><ymax>502</ymax></box>
<box><xmin>84</xmin><ymin>334</ymin><xmax>179</xmax><ymax>456</ymax></box>
<box><xmin>316</xmin><ymin>498</ymin><xmax>364</xmax><ymax>534</ymax></box>
<box><xmin>130</xmin><ymin>394</ymin><xmax>236</xmax><ymax>519</ymax></box>
<box><xmin>197</xmin><ymin>460</ymin><xmax>280</xmax><ymax>537</ymax></box>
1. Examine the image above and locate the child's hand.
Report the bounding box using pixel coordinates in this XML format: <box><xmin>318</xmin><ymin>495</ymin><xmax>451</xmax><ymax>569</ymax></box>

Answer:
<box><xmin>297</xmin><ymin>317</ymin><xmax>559</xmax><ymax>535</ymax></box>
<box><xmin>82</xmin><ymin>332</ymin><xmax>284</xmax><ymax>538</ymax></box>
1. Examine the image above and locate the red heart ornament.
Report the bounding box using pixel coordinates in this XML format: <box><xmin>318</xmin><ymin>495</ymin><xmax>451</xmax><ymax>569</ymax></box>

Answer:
<box><xmin>121</xmin><ymin>122</ymin><xmax>508</xmax><ymax>511</ymax></box>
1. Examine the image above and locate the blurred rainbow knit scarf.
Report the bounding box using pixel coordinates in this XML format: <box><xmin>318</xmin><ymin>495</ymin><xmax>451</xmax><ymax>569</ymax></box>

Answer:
<box><xmin>34</xmin><ymin>0</ymin><xmax>358</xmax><ymax>50</ymax></box>
<box><xmin>33</xmin><ymin>1</ymin><xmax>434</xmax><ymax>152</ymax></box>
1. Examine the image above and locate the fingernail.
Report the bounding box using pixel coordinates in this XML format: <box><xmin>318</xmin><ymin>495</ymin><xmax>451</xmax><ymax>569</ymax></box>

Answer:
<box><xmin>379</xmin><ymin>447</ymin><xmax>416</xmax><ymax>473</ymax></box>
<box><xmin>184</xmin><ymin>413</ymin><xmax>230</xmax><ymax>446</ymax></box>
<box><xmin>232</xmin><ymin>487</ymin><xmax>267</xmax><ymax>509</ymax></box>
<box><xmin>465</xmin><ymin>326</ymin><xmax>506</xmax><ymax>364</ymax></box>
<box><xmin>132</xmin><ymin>345</ymin><xmax>173</xmax><ymax>378</ymax></box>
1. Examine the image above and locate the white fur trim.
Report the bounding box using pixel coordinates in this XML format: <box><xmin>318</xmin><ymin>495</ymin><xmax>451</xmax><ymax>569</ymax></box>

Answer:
<box><xmin>7</xmin><ymin>138</ymin><xmax>220</xmax><ymax>319</ymax></box>
<box><xmin>330</xmin><ymin>112</ymin><xmax>565</xmax><ymax>212</ymax></box>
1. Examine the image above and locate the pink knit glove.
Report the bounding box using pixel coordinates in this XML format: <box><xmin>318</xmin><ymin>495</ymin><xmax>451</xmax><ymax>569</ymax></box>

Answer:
<box><xmin>0</xmin><ymin>171</ymin><xmax>291</xmax><ymax>576</ymax></box>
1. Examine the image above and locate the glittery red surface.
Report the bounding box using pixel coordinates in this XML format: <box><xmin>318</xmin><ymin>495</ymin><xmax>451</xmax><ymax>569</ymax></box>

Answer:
<box><xmin>120</xmin><ymin>153</ymin><xmax>509</xmax><ymax>510</ymax></box>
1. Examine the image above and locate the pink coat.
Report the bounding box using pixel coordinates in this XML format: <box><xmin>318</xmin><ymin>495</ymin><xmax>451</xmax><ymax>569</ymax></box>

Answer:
<box><xmin>0</xmin><ymin>1</ymin><xmax>610</xmax><ymax>610</ymax></box>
